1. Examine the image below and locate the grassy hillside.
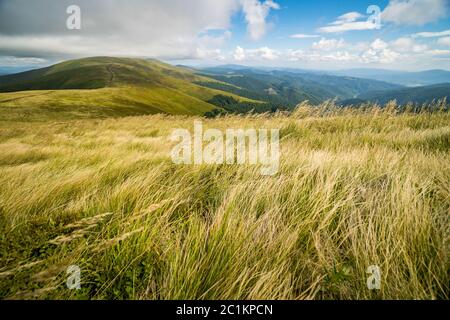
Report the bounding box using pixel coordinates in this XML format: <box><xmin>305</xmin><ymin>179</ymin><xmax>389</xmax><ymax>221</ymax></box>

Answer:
<box><xmin>0</xmin><ymin>57</ymin><xmax>259</xmax><ymax>120</ymax></box>
<box><xmin>0</xmin><ymin>102</ymin><xmax>448</xmax><ymax>300</ymax></box>
<box><xmin>0</xmin><ymin>57</ymin><xmax>207</xmax><ymax>91</ymax></box>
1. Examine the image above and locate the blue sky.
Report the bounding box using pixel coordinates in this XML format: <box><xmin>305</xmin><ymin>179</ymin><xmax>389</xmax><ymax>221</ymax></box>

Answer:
<box><xmin>250</xmin><ymin>0</ymin><xmax>449</xmax><ymax>46</ymax></box>
<box><xmin>230</xmin><ymin>0</ymin><xmax>393</xmax><ymax>46</ymax></box>
<box><xmin>0</xmin><ymin>0</ymin><xmax>449</xmax><ymax>71</ymax></box>
<box><xmin>193</xmin><ymin>0</ymin><xmax>450</xmax><ymax>70</ymax></box>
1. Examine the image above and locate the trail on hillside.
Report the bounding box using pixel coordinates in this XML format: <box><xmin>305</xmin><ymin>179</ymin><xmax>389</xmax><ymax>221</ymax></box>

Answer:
<box><xmin>106</xmin><ymin>65</ymin><xmax>115</xmax><ymax>86</ymax></box>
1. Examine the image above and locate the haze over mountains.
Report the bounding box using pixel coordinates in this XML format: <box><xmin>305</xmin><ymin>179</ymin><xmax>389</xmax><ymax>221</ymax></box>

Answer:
<box><xmin>194</xmin><ymin>64</ymin><xmax>449</xmax><ymax>106</ymax></box>
<box><xmin>0</xmin><ymin>57</ymin><xmax>449</xmax><ymax>120</ymax></box>
<box><xmin>330</xmin><ymin>69</ymin><xmax>450</xmax><ymax>87</ymax></box>
<box><xmin>197</xmin><ymin>66</ymin><xmax>402</xmax><ymax>106</ymax></box>
<box><xmin>341</xmin><ymin>83</ymin><xmax>450</xmax><ymax>106</ymax></box>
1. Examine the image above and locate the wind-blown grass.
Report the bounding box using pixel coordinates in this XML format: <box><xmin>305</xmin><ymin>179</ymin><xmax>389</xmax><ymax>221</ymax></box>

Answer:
<box><xmin>0</xmin><ymin>102</ymin><xmax>448</xmax><ymax>300</ymax></box>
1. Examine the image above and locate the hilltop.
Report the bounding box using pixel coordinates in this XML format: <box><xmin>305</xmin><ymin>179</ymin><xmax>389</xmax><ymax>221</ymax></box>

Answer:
<box><xmin>1</xmin><ymin>58</ymin><xmax>448</xmax><ymax>121</ymax></box>
<box><xmin>0</xmin><ymin>57</ymin><xmax>258</xmax><ymax>120</ymax></box>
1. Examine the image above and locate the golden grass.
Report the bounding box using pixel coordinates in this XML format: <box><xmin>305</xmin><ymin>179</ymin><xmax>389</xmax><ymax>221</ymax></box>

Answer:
<box><xmin>0</xmin><ymin>103</ymin><xmax>448</xmax><ymax>300</ymax></box>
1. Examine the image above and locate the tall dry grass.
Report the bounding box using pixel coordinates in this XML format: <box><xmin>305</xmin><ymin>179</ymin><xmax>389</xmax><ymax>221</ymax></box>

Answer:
<box><xmin>0</xmin><ymin>101</ymin><xmax>448</xmax><ymax>299</ymax></box>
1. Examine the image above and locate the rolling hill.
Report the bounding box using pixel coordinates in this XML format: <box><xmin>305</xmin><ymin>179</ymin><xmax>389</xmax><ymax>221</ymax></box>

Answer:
<box><xmin>0</xmin><ymin>57</ymin><xmax>259</xmax><ymax>121</ymax></box>
<box><xmin>339</xmin><ymin>83</ymin><xmax>450</xmax><ymax>106</ymax></box>
<box><xmin>2</xmin><ymin>58</ymin><xmax>447</xmax><ymax>121</ymax></box>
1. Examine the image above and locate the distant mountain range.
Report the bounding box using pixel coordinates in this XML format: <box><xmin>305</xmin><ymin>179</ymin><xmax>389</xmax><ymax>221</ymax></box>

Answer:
<box><xmin>196</xmin><ymin>67</ymin><xmax>401</xmax><ymax>106</ymax></box>
<box><xmin>201</xmin><ymin>64</ymin><xmax>450</xmax><ymax>87</ymax></box>
<box><xmin>196</xmin><ymin>64</ymin><xmax>449</xmax><ymax>107</ymax></box>
<box><xmin>0</xmin><ymin>57</ymin><xmax>449</xmax><ymax>120</ymax></box>
<box><xmin>340</xmin><ymin>83</ymin><xmax>450</xmax><ymax>106</ymax></box>
<box><xmin>330</xmin><ymin>68</ymin><xmax>450</xmax><ymax>87</ymax></box>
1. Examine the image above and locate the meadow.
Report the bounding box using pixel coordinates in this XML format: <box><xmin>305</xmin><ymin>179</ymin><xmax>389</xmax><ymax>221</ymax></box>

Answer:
<box><xmin>0</xmin><ymin>101</ymin><xmax>448</xmax><ymax>300</ymax></box>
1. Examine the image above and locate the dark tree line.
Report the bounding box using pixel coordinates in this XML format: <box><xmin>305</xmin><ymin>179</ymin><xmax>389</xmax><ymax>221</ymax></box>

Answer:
<box><xmin>204</xmin><ymin>95</ymin><xmax>287</xmax><ymax>118</ymax></box>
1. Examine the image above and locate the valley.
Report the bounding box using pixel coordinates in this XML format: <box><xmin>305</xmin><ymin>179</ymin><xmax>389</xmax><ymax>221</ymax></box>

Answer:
<box><xmin>0</xmin><ymin>56</ymin><xmax>448</xmax><ymax>300</ymax></box>
<box><xmin>1</xmin><ymin>57</ymin><xmax>448</xmax><ymax>121</ymax></box>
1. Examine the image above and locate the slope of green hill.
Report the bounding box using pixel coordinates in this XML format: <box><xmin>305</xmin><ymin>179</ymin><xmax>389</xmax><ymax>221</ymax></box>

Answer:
<box><xmin>0</xmin><ymin>57</ymin><xmax>259</xmax><ymax>121</ymax></box>
<box><xmin>0</xmin><ymin>57</ymin><xmax>206</xmax><ymax>92</ymax></box>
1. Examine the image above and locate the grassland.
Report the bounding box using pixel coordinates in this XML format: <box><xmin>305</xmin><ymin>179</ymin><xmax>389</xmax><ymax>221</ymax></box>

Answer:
<box><xmin>0</xmin><ymin>57</ymin><xmax>260</xmax><ymax>120</ymax></box>
<box><xmin>0</xmin><ymin>102</ymin><xmax>449</xmax><ymax>300</ymax></box>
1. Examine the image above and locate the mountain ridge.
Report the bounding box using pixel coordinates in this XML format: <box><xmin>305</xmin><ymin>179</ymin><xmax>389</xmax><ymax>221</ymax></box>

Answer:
<box><xmin>0</xmin><ymin>57</ymin><xmax>261</xmax><ymax>120</ymax></box>
<box><xmin>1</xmin><ymin>58</ymin><xmax>449</xmax><ymax>121</ymax></box>
<box><xmin>340</xmin><ymin>83</ymin><xmax>450</xmax><ymax>106</ymax></box>
<box><xmin>196</xmin><ymin>67</ymin><xmax>402</xmax><ymax>106</ymax></box>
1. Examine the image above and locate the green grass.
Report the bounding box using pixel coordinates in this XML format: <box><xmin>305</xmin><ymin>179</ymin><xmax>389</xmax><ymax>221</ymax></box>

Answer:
<box><xmin>0</xmin><ymin>102</ymin><xmax>448</xmax><ymax>300</ymax></box>
<box><xmin>0</xmin><ymin>57</ymin><xmax>260</xmax><ymax>120</ymax></box>
<box><xmin>0</xmin><ymin>88</ymin><xmax>216</xmax><ymax>121</ymax></box>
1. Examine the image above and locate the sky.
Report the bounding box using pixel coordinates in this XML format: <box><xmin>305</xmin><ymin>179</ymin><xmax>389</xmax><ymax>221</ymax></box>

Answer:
<box><xmin>0</xmin><ymin>0</ymin><xmax>449</xmax><ymax>71</ymax></box>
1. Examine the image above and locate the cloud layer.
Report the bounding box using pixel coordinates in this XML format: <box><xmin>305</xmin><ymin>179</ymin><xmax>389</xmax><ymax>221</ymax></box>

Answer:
<box><xmin>0</xmin><ymin>0</ymin><xmax>279</xmax><ymax>60</ymax></box>
<box><xmin>382</xmin><ymin>0</ymin><xmax>448</xmax><ymax>26</ymax></box>
<box><xmin>0</xmin><ymin>0</ymin><xmax>449</xmax><ymax>70</ymax></box>
<box><xmin>317</xmin><ymin>0</ymin><xmax>449</xmax><ymax>34</ymax></box>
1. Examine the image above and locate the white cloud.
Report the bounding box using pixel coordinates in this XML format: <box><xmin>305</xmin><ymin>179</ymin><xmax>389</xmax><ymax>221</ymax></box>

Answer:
<box><xmin>370</xmin><ymin>39</ymin><xmax>389</xmax><ymax>50</ymax></box>
<box><xmin>288</xmin><ymin>49</ymin><xmax>360</xmax><ymax>63</ymax></box>
<box><xmin>0</xmin><ymin>56</ymin><xmax>48</xmax><ymax>67</ymax></box>
<box><xmin>413</xmin><ymin>30</ymin><xmax>450</xmax><ymax>38</ymax></box>
<box><xmin>233</xmin><ymin>46</ymin><xmax>246</xmax><ymax>61</ymax></box>
<box><xmin>382</xmin><ymin>0</ymin><xmax>448</xmax><ymax>26</ymax></box>
<box><xmin>312</xmin><ymin>38</ymin><xmax>346</xmax><ymax>51</ymax></box>
<box><xmin>257</xmin><ymin>46</ymin><xmax>280</xmax><ymax>60</ymax></box>
<box><xmin>319</xmin><ymin>1</ymin><xmax>449</xmax><ymax>34</ymax></box>
<box><xmin>360</xmin><ymin>39</ymin><xmax>400</xmax><ymax>64</ymax></box>
<box><xmin>318</xmin><ymin>11</ymin><xmax>379</xmax><ymax>33</ymax></box>
<box><xmin>287</xmin><ymin>50</ymin><xmax>305</xmax><ymax>61</ymax></box>
<box><xmin>195</xmin><ymin>48</ymin><xmax>225</xmax><ymax>61</ymax></box>
<box><xmin>318</xmin><ymin>21</ymin><xmax>378</xmax><ymax>33</ymax></box>
<box><xmin>427</xmin><ymin>49</ymin><xmax>450</xmax><ymax>55</ymax></box>
<box><xmin>198</xmin><ymin>31</ymin><xmax>233</xmax><ymax>48</ymax></box>
<box><xmin>322</xmin><ymin>51</ymin><xmax>359</xmax><ymax>62</ymax></box>
<box><xmin>232</xmin><ymin>46</ymin><xmax>279</xmax><ymax>61</ymax></box>
<box><xmin>390</xmin><ymin>37</ymin><xmax>428</xmax><ymax>53</ymax></box>
<box><xmin>303</xmin><ymin>38</ymin><xmax>401</xmax><ymax>65</ymax></box>
<box><xmin>241</xmin><ymin>0</ymin><xmax>280</xmax><ymax>40</ymax></box>
<box><xmin>437</xmin><ymin>37</ymin><xmax>450</xmax><ymax>46</ymax></box>
<box><xmin>280</xmin><ymin>38</ymin><xmax>401</xmax><ymax>65</ymax></box>
<box><xmin>232</xmin><ymin>35</ymin><xmax>448</xmax><ymax>68</ymax></box>
<box><xmin>0</xmin><ymin>0</ymin><xmax>280</xmax><ymax>61</ymax></box>
<box><xmin>331</xmin><ymin>12</ymin><xmax>365</xmax><ymax>24</ymax></box>
<box><xmin>290</xmin><ymin>34</ymin><xmax>320</xmax><ymax>39</ymax></box>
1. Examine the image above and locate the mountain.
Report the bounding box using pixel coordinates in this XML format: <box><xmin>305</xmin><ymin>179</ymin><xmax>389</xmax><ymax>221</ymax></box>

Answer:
<box><xmin>196</xmin><ymin>67</ymin><xmax>401</xmax><ymax>106</ymax></box>
<box><xmin>332</xmin><ymin>69</ymin><xmax>450</xmax><ymax>87</ymax></box>
<box><xmin>200</xmin><ymin>65</ymin><xmax>450</xmax><ymax>88</ymax></box>
<box><xmin>200</xmin><ymin>64</ymin><xmax>254</xmax><ymax>74</ymax></box>
<box><xmin>2</xmin><ymin>58</ymin><xmax>446</xmax><ymax>121</ymax></box>
<box><xmin>340</xmin><ymin>83</ymin><xmax>450</xmax><ymax>105</ymax></box>
<box><xmin>0</xmin><ymin>57</ymin><xmax>260</xmax><ymax>120</ymax></box>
